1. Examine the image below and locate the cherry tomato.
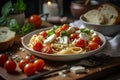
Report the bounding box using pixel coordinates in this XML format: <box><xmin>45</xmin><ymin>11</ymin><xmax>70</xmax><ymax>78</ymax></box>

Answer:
<box><xmin>39</xmin><ymin>31</ymin><xmax>47</xmax><ymax>38</ymax></box>
<box><xmin>61</xmin><ymin>24</ymin><xmax>69</xmax><ymax>30</ymax></box>
<box><xmin>92</xmin><ymin>36</ymin><xmax>102</xmax><ymax>45</ymax></box>
<box><xmin>28</xmin><ymin>15</ymin><xmax>42</xmax><ymax>29</ymax></box>
<box><xmin>43</xmin><ymin>45</ymin><xmax>53</xmax><ymax>54</ymax></box>
<box><xmin>55</xmin><ymin>27</ymin><xmax>62</xmax><ymax>37</ymax></box>
<box><xmin>33</xmin><ymin>42</ymin><xmax>43</xmax><ymax>52</ymax></box>
<box><xmin>69</xmin><ymin>33</ymin><xmax>78</xmax><ymax>40</ymax></box>
<box><xmin>4</xmin><ymin>60</ymin><xmax>16</xmax><ymax>73</ymax></box>
<box><xmin>74</xmin><ymin>27</ymin><xmax>80</xmax><ymax>30</ymax></box>
<box><xmin>34</xmin><ymin>59</ymin><xmax>45</xmax><ymax>71</ymax></box>
<box><xmin>25</xmin><ymin>55</ymin><xmax>36</xmax><ymax>63</ymax></box>
<box><xmin>18</xmin><ymin>59</ymin><xmax>30</xmax><ymax>70</ymax></box>
<box><xmin>24</xmin><ymin>63</ymin><xmax>36</xmax><ymax>76</ymax></box>
<box><xmin>88</xmin><ymin>41</ymin><xmax>99</xmax><ymax>50</ymax></box>
<box><xmin>75</xmin><ymin>39</ymin><xmax>86</xmax><ymax>48</ymax></box>
<box><xmin>0</xmin><ymin>54</ymin><xmax>8</xmax><ymax>66</ymax></box>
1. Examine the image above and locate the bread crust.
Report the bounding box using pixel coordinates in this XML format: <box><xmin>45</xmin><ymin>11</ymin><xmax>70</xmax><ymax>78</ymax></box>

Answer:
<box><xmin>0</xmin><ymin>27</ymin><xmax>16</xmax><ymax>52</ymax></box>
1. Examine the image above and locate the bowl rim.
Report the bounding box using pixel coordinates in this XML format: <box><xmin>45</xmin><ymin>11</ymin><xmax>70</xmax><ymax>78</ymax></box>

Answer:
<box><xmin>22</xmin><ymin>27</ymin><xmax>106</xmax><ymax>57</ymax></box>
<box><xmin>80</xmin><ymin>14</ymin><xmax>120</xmax><ymax>27</ymax></box>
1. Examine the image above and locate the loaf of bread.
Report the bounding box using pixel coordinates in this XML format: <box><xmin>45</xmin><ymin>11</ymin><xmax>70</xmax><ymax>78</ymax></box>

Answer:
<box><xmin>83</xmin><ymin>3</ymin><xmax>120</xmax><ymax>25</ymax></box>
<box><xmin>84</xmin><ymin>9</ymin><xmax>105</xmax><ymax>25</ymax></box>
<box><xmin>0</xmin><ymin>27</ymin><xmax>16</xmax><ymax>52</ymax></box>
<box><xmin>98</xmin><ymin>3</ymin><xmax>120</xmax><ymax>25</ymax></box>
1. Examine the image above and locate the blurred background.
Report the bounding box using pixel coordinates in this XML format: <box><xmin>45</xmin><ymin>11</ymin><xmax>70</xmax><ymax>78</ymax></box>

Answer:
<box><xmin>0</xmin><ymin>0</ymin><xmax>120</xmax><ymax>18</ymax></box>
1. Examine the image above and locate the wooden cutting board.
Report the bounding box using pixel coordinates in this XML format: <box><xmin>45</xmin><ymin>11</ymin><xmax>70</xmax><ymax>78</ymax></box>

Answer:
<box><xmin>0</xmin><ymin>21</ymin><xmax>120</xmax><ymax>80</ymax></box>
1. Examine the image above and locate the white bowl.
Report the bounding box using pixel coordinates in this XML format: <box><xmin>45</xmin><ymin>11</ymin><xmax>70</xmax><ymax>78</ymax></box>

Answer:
<box><xmin>80</xmin><ymin>15</ymin><xmax>120</xmax><ymax>36</ymax></box>
<box><xmin>22</xmin><ymin>27</ymin><xmax>106</xmax><ymax>61</ymax></box>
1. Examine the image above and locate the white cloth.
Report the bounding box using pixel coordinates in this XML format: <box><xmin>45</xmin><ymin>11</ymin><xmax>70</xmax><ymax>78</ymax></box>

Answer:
<box><xmin>70</xmin><ymin>20</ymin><xmax>120</xmax><ymax>57</ymax></box>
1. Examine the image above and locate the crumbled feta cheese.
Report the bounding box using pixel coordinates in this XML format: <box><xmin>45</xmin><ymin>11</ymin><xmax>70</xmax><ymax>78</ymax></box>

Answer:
<box><xmin>58</xmin><ymin>36</ymin><xmax>68</xmax><ymax>44</ymax></box>
<box><xmin>79</xmin><ymin>33</ymin><xmax>90</xmax><ymax>41</ymax></box>
<box><xmin>44</xmin><ymin>34</ymin><xmax>56</xmax><ymax>43</ymax></box>
<box><xmin>70</xmin><ymin>66</ymin><xmax>86</xmax><ymax>74</ymax></box>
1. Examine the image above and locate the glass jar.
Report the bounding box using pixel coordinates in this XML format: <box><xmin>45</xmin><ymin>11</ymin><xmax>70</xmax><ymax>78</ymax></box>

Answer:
<box><xmin>70</xmin><ymin>0</ymin><xmax>90</xmax><ymax>19</ymax></box>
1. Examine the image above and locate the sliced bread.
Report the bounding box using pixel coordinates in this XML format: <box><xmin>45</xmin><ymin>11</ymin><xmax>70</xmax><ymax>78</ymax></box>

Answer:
<box><xmin>0</xmin><ymin>27</ymin><xmax>16</xmax><ymax>52</ymax></box>
<box><xmin>83</xmin><ymin>9</ymin><xmax>105</xmax><ymax>25</ymax></box>
<box><xmin>98</xmin><ymin>3</ymin><xmax>120</xmax><ymax>25</ymax></box>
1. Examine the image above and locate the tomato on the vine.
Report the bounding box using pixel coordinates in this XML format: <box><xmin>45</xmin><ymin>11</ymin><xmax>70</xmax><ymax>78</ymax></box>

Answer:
<box><xmin>33</xmin><ymin>41</ymin><xmax>43</xmax><ymax>52</ymax></box>
<box><xmin>4</xmin><ymin>60</ymin><xmax>16</xmax><ymax>73</ymax></box>
<box><xmin>24</xmin><ymin>63</ymin><xmax>36</xmax><ymax>76</ymax></box>
<box><xmin>28</xmin><ymin>14</ymin><xmax>42</xmax><ymax>29</ymax></box>
<box><xmin>18</xmin><ymin>59</ymin><xmax>30</xmax><ymax>70</ymax></box>
<box><xmin>0</xmin><ymin>54</ymin><xmax>8</xmax><ymax>66</ymax></box>
<box><xmin>34</xmin><ymin>59</ymin><xmax>45</xmax><ymax>71</ymax></box>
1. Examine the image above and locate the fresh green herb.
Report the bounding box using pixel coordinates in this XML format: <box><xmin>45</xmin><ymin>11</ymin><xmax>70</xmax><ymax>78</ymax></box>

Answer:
<box><xmin>80</xmin><ymin>28</ymin><xmax>90</xmax><ymax>34</ymax></box>
<box><xmin>60</xmin><ymin>30</ymin><xmax>69</xmax><ymax>37</ymax></box>
<box><xmin>1</xmin><ymin>1</ymin><xmax>12</xmax><ymax>17</ymax></box>
<box><xmin>21</xmin><ymin>23</ymin><xmax>35</xmax><ymax>35</ymax></box>
<box><xmin>13</xmin><ymin>0</ymin><xmax>26</xmax><ymax>13</ymax></box>
<box><xmin>47</xmin><ymin>29</ymin><xmax>55</xmax><ymax>37</ymax></box>
<box><xmin>8</xmin><ymin>19</ymin><xmax>20</xmax><ymax>32</ymax></box>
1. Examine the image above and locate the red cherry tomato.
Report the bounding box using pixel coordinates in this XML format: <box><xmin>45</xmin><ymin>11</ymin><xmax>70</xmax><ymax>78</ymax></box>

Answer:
<box><xmin>18</xmin><ymin>59</ymin><xmax>30</xmax><ymax>70</ymax></box>
<box><xmin>69</xmin><ymin>33</ymin><xmax>79</xmax><ymax>40</ymax></box>
<box><xmin>34</xmin><ymin>59</ymin><xmax>45</xmax><ymax>71</ymax></box>
<box><xmin>28</xmin><ymin>15</ymin><xmax>42</xmax><ymax>29</ymax></box>
<box><xmin>25</xmin><ymin>55</ymin><xmax>36</xmax><ymax>63</ymax></box>
<box><xmin>43</xmin><ymin>45</ymin><xmax>53</xmax><ymax>54</ymax></box>
<box><xmin>88</xmin><ymin>41</ymin><xmax>99</xmax><ymax>50</ymax></box>
<box><xmin>74</xmin><ymin>27</ymin><xmax>80</xmax><ymax>30</ymax></box>
<box><xmin>61</xmin><ymin>24</ymin><xmax>69</xmax><ymax>30</ymax></box>
<box><xmin>0</xmin><ymin>54</ymin><xmax>8</xmax><ymax>66</ymax></box>
<box><xmin>24</xmin><ymin>63</ymin><xmax>36</xmax><ymax>76</ymax></box>
<box><xmin>55</xmin><ymin>27</ymin><xmax>62</xmax><ymax>37</ymax></box>
<box><xmin>39</xmin><ymin>31</ymin><xmax>47</xmax><ymax>38</ymax></box>
<box><xmin>4</xmin><ymin>60</ymin><xmax>16</xmax><ymax>73</ymax></box>
<box><xmin>33</xmin><ymin>42</ymin><xmax>43</xmax><ymax>52</ymax></box>
<box><xmin>75</xmin><ymin>39</ymin><xmax>86</xmax><ymax>48</ymax></box>
<box><xmin>92</xmin><ymin>36</ymin><xmax>102</xmax><ymax>45</ymax></box>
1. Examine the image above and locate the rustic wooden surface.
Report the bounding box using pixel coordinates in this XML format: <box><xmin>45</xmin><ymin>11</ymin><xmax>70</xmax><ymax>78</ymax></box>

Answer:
<box><xmin>0</xmin><ymin>21</ymin><xmax>120</xmax><ymax>80</ymax></box>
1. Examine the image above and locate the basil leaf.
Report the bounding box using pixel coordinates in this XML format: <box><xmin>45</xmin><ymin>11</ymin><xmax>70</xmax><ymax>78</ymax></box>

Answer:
<box><xmin>8</xmin><ymin>19</ymin><xmax>20</xmax><ymax>32</ymax></box>
<box><xmin>1</xmin><ymin>1</ymin><xmax>12</xmax><ymax>17</ymax></box>
<box><xmin>80</xmin><ymin>28</ymin><xmax>90</xmax><ymax>34</ymax></box>
<box><xmin>0</xmin><ymin>16</ymin><xmax>8</xmax><ymax>26</ymax></box>
<box><xmin>21</xmin><ymin>23</ymin><xmax>35</xmax><ymax>35</ymax></box>
<box><xmin>60</xmin><ymin>30</ymin><xmax>69</xmax><ymax>37</ymax></box>
<box><xmin>47</xmin><ymin>29</ymin><xmax>55</xmax><ymax>37</ymax></box>
<box><xmin>13</xmin><ymin>0</ymin><xmax>26</xmax><ymax>13</ymax></box>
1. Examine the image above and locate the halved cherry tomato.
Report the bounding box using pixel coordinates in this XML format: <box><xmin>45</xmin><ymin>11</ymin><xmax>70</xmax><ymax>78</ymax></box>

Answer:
<box><xmin>24</xmin><ymin>63</ymin><xmax>36</xmax><ymax>76</ymax></box>
<box><xmin>55</xmin><ymin>27</ymin><xmax>62</xmax><ymax>37</ymax></box>
<box><xmin>69</xmin><ymin>33</ymin><xmax>79</xmax><ymax>40</ymax></box>
<box><xmin>18</xmin><ymin>59</ymin><xmax>30</xmax><ymax>70</ymax></box>
<box><xmin>92</xmin><ymin>36</ymin><xmax>101</xmax><ymax>45</ymax></box>
<box><xmin>28</xmin><ymin>15</ymin><xmax>42</xmax><ymax>29</ymax></box>
<box><xmin>34</xmin><ymin>59</ymin><xmax>45</xmax><ymax>71</ymax></box>
<box><xmin>43</xmin><ymin>45</ymin><xmax>53</xmax><ymax>54</ymax></box>
<box><xmin>39</xmin><ymin>31</ymin><xmax>47</xmax><ymax>38</ymax></box>
<box><xmin>61</xmin><ymin>24</ymin><xmax>69</xmax><ymax>30</ymax></box>
<box><xmin>0</xmin><ymin>54</ymin><xmax>8</xmax><ymax>66</ymax></box>
<box><xmin>88</xmin><ymin>41</ymin><xmax>99</xmax><ymax>50</ymax></box>
<box><xmin>4</xmin><ymin>60</ymin><xmax>16</xmax><ymax>73</ymax></box>
<box><xmin>75</xmin><ymin>39</ymin><xmax>86</xmax><ymax>48</ymax></box>
<box><xmin>33</xmin><ymin>42</ymin><xmax>43</xmax><ymax>52</ymax></box>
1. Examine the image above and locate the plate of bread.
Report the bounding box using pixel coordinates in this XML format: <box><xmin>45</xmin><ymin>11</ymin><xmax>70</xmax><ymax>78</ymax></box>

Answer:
<box><xmin>80</xmin><ymin>3</ymin><xmax>120</xmax><ymax>36</ymax></box>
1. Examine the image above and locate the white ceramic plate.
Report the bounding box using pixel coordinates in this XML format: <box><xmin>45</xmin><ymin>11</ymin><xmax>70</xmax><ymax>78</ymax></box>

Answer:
<box><xmin>22</xmin><ymin>27</ymin><xmax>106</xmax><ymax>61</ymax></box>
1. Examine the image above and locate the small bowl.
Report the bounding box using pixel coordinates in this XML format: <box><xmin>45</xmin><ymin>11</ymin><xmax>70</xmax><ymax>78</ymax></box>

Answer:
<box><xmin>22</xmin><ymin>27</ymin><xmax>106</xmax><ymax>61</ymax></box>
<box><xmin>80</xmin><ymin>15</ymin><xmax>120</xmax><ymax>36</ymax></box>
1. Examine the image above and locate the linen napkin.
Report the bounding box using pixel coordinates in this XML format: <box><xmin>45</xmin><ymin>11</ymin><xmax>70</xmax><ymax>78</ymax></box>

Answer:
<box><xmin>70</xmin><ymin>20</ymin><xmax>120</xmax><ymax>57</ymax></box>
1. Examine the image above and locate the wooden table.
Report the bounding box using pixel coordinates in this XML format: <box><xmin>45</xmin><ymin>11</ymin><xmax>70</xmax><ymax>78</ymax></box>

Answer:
<box><xmin>0</xmin><ymin>21</ymin><xmax>120</xmax><ymax>80</ymax></box>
